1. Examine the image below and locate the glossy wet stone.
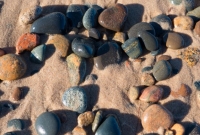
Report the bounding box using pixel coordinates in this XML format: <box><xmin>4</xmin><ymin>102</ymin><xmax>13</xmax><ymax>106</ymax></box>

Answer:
<box><xmin>141</xmin><ymin>104</ymin><xmax>174</xmax><ymax>132</ymax></box>
<box><xmin>163</xmin><ymin>32</ymin><xmax>184</xmax><ymax>49</ymax></box>
<box><xmin>183</xmin><ymin>0</ymin><xmax>195</xmax><ymax>11</ymax></box>
<box><xmin>92</xmin><ymin>110</ymin><xmax>103</xmax><ymax>132</ymax></box>
<box><xmin>170</xmin><ymin>0</ymin><xmax>182</xmax><ymax>5</ymax></box>
<box><xmin>95</xmin><ymin>115</ymin><xmax>121</xmax><ymax>135</ymax></box>
<box><xmin>121</xmin><ymin>38</ymin><xmax>143</xmax><ymax>59</ymax></box>
<box><xmin>186</xmin><ymin>6</ymin><xmax>200</xmax><ymax>21</ymax></box>
<box><xmin>171</xmin><ymin>123</ymin><xmax>185</xmax><ymax>135</ymax></box>
<box><xmin>67</xmin><ymin>4</ymin><xmax>83</xmax><ymax>28</ymax></box>
<box><xmin>157</xmin><ymin>55</ymin><xmax>171</xmax><ymax>61</ymax></box>
<box><xmin>78</xmin><ymin>111</ymin><xmax>95</xmax><ymax>127</ymax></box>
<box><xmin>112</xmin><ymin>32</ymin><xmax>127</xmax><ymax>44</ymax></box>
<box><xmin>173</xmin><ymin>16</ymin><xmax>194</xmax><ymax>30</ymax></box>
<box><xmin>0</xmin><ymin>48</ymin><xmax>6</xmax><ymax>56</ymax></box>
<box><xmin>72</xmin><ymin>37</ymin><xmax>95</xmax><ymax>58</ymax></box>
<box><xmin>128</xmin><ymin>22</ymin><xmax>155</xmax><ymax>38</ymax></box>
<box><xmin>35</xmin><ymin>112</ymin><xmax>61</xmax><ymax>135</ymax></box>
<box><xmin>31</xmin><ymin>12</ymin><xmax>67</xmax><ymax>34</ymax></box>
<box><xmin>128</xmin><ymin>86</ymin><xmax>140</xmax><ymax>102</ymax></box>
<box><xmin>98</xmin><ymin>4</ymin><xmax>127</xmax><ymax>31</ymax></box>
<box><xmin>138</xmin><ymin>31</ymin><xmax>158</xmax><ymax>51</ymax></box>
<box><xmin>12</xmin><ymin>87</ymin><xmax>22</xmax><ymax>101</ymax></box>
<box><xmin>0</xmin><ymin>54</ymin><xmax>27</xmax><ymax>80</ymax></box>
<box><xmin>94</xmin><ymin>42</ymin><xmax>122</xmax><ymax>70</ymax></box>
<box><xmin>30</xmin><ymin>44</ymin><xmax>46</xmax><ymax>64</ymax></box>
<box><xmin>7</xmin><ymin>119</ymin><xmax>23</xmax><ymax>130</ymax></box>
<box><xmin>153</xmin><ymin>60</ymin><xmax>172</xmax><ymax>81</ymax></box>
<box><xmin>83</xmin><ymin>7</ymin><xmax>98</xmax><ymax>29</ymax></box>
<box><xmin>141</xmin><ymin>73</ymin><xmax>156</xmax><ymax>86</ymax></box>
<box><xmin>194</xmin><ymin>21</ymin><xmax>200</xmax><ymax>36</ymax></box>
<box><xmin>62</xmin><ymin>86</ymin><xmax>87</xmax><ymax>113</ymax></box>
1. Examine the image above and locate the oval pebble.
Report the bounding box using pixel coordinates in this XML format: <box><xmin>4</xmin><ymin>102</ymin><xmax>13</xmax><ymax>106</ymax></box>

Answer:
<box><xmin>173</xmin><ymin>16</ymin><xmax>194</xmax><ymax>30</ymax></box>
<box><xmin>7</xmin><ymin>119</ymin><xmax>23</xmax><ymax>130</ymax></box>
<box><xmin>83</xmin><ymin>7</ymin><xmax>98</xmax><ymax>29</ymax></box>
<box><xmin>12</xmin><ymin>87</ymin><xmax>22</xmax><ymax>101</ymax></box>
<box><xmin>30</xmin><ymin>44</ymin><xmax>46</xmax><ymax>64</ymax></box>
<box><xmin>163</xmin><ymin>32</ymin><xmax>184</xmax><ymax>49</ymax></box>
<box><xmin>171</xmin><ymin>123</ymin><xmax>185</xmax><ymax>135</ymax></box>
<box><xmin>72</xmin><ymin>126</ymin><xmax>87</xmax><ymax>135</ymax></box>
<box><xmin>92</xmin><ymin>110</ymin><xmax>103</xmax><ymax>132</ymax></box>
<box><xmin>128</xmin><ymin>86</ymin><xmax>140</xmax><ymax>102</ymax></box>
<box><xmin>186</xmin><ymin>6</ymin><xmax>200</xmax><ymax>22</ymax></box>
<box><xmin>78</xmin><ymin>111</ymin><xmax>95</xmax><ymax>127</ymax></box>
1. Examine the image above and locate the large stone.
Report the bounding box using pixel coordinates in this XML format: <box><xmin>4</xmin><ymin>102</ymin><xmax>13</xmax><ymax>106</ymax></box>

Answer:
<box><xmin>163</xmin><ymin>32</ymin><xmax>184</xmax><ymax>49</ymax></box>
<box><xmin>83</xmin><ymin>7</ymin><xmax>98</xmax><ymax>29</ymax></box>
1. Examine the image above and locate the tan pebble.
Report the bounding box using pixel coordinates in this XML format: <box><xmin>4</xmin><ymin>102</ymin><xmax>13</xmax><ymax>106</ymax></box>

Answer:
<box><xmin>78</xmin><ymin>111</ymin><xmax>95</xmax><ymax>127</ymax></box>
<box><xmin>171</xmin><ymin>123</ymin><xmax>185</xmax><ymax>135</ymax></box>
<box><xmin>141</xmin><ymin>73</ymin><xmax>155</xmax><ymax>86</ymax></box>
<box><xmin>12</xmin><ymin>87</ymin><xmax>22</xmax><ymax>101</ymax></box>
<box><xmin>128</xmin><ymin>86</ymin><xmax>140</xmax><ymax>102</ymax></box>
<box><xmin>194</xmin><ymin>21</ymin><xmax>200</xmax><ymax>37</ymax></box>
<box><xmin>72</xmin><ymin>126</ymin><xmax>87</xmax><ymax>135</ymax></box>
<box><xmin>165</xmin><ymin>130</ymin><xmax>174</xmax><ymax>135</ymax></box>
<box><xmin>0</xmin><ymin>48</ymin><xmax>6</xmax><ymax>57</ymax></box>
<box><xmin>157</xmin><ymin>55</ymin><xmax>171</xmax><ymax>62</ymax></box>
<box><xmin>173</xmin><ymin>16</ymin><xmax>194</xmax><ymax>30</ymax></box>
<box><xmin>92</xmin><ymin>110</ymin><xmax>103</xmax><ymax>132</ymax></box>
<box><xmin>177</xmin><ymin>84</ymin><xmax>190</xmax><ymax>97</ymax></box>
<box><xmin>112</xmin><ymin>32</ymin><xmax>127</xmax><ymax>43</ymax></box>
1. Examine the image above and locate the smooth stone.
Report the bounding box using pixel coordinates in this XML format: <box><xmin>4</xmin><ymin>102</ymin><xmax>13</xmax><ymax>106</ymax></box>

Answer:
<box><xmin>30</xmin><ymin>44</ymin><xmax>46</xmax><ymax>64</ymax></box>
<box><xmin>67</xmin><ymin>4</ymin><xmax>83</xmax><ymax>28</ymax></box>
<box><xmin>121</xmin><ymin>38</ymin><xmax>143</xmax><ymax>59</ymax></box>
<box><xmin>163</xmin><ymin>32</ymin><xmax>184</xmax><ymax>49</ymax></box>
<box><xmin>62</xmin><ymin>86</ymin><xmax>87</xmax><ymax>113</ymax></box>
<box><xmin>173</xmin><ymin>16</ymin><xmax>194</xmax><ymax>30</ymax></box>
<box><xmin>88</xmin><ymin>28</ymin><xmax>101</xmax><ymax>40</ymax></box>
<box><xmin>15</xmin><ymin>33</ymin><xmax>40</xmax><ymax>54</ymax></box>
<box><xmin>95</xmin><ymin>115</ymin><xmax>121</xmax><ymax>135</ymax></box>
<box><xmin>183</xmin><ymin>0</ymin><xmax>195</xmax><ymax>12</ymax></box>
<box><xmin>142</xmin><ymin>66</ymin><xmax>153</xmax><ymax>73</ymax></box>
<box><xmin>98</xmin><ymin>4</ymin><xmax>127</xmax><ymax>31</ymax></box>
<box><xmin>141</xmin><ymin>104</ymin><xmax>174</xmax><ymax>132</ymax></box>
<box><xmin>153</xmin><ymin>60</ymin><xmax>172</xmax><ymax>81</ymax></box>
<box><xmin>112</xmin><ymin>32</ymin><xmax>127</xmax><ymax>44</ymax></box>
<box><xmin>0</xmin><ymin>48</ymin><xmax>6</xmax><ymax>56</ymax></box>
<box><xmin>67</xmin><ymin>53</ymin><xmax>86</xmax><ymax>86</ymax></box>
<box><xmin>157</xmin><ymin>55</ymin><xmax>171</xmax><ymax>61</ymax></box>
<box><xmin>78</xmin><ymin>111</ymin><xmax>95</xmax><ymax>127</ymax></box>
<box><xmin>46</xmin><ymin>34</ymin><xmax>70</xmax><ymax>57</ymax></box>
<box><xmin>189</xmin><ymin>124</ymin><xmax>200</xmax><ymax>135</ymax></box>
<box><xmin>169</xmin><ymin>0</ymin><xmax>182</xmax><ymax>5</ymax></box>
<box><xmin>138</xmin><ymin>31</ymin><xmax>159</xmax><ymax>51</ymax></box>
<box><xmin>92</xmin><ymin>110</ymin><xmax>103</xmax><ymax>132</ymax></box>
<box><xmin>128</xmin><ymin>86</ymin><xmax>140</xmax><ymax>102</ymax></box>
<box><xmin>72</xmin><ymin>37</ymin><xmax>95</xmax><ymax>58</ymax></box>
<box><xmin>12</xmin><ymin>87</ymin><xmax>22</xmax><ymax>101</ymax></box>
<box><xmin>194</xmin><ymin>21</ymin><xmax>200</xmax><ymax>36</ymax></box>
<box><xmin>0</xmin><ymin>54</ymin><xmax>27</xmax><ymax>80</ymax></box>
<box><xmin>4</xmin><ymin>133</ymin><xmax>16</xmax><ymax>135</ymax></box>
<box><xmin>186</xmin><ymin>6</ymin><xmax>200</xmax><ymax>22</ymax></box>
<box><xmin>141</xmin><ymin>73</ymin><xmax>156</xmax><ymax>86</ymax></box>
<box><xmin>150</xmin><ymin>48</ymin><xmax>160</xmax><ymax>56</ymax></box>
<box><xmin>128</xmin><ymin>22</ymin><xmax>155</xmax><ymax>38</ymax></box>
<box><xmin>140</xmin><ymin>85</ymin><xmax>163</xmax><ymax>102</ymax></box>
<box><xmin>31</xmin><ymin>12</ymin><xmax>67</xmax><ymax>34</ymax></box>
<box><xmin>7</xmin><ymin>119</ymin><xmax>23</xmax><ymax>130</ymax></box>
<box><xmin>72</xmin><ymin>126</ymin><xmax>87</xmax><ymax>135</ymax></box>
<box><xmin>35</xmin><ymin>112</ymin><xmax>61</xmax><ymax>135</ymax></box>
<box><xmin>83</xmin><ymin>7</ymin><xmax>98</xmax><ymax>29</ymax></box>
<box><xmin>171</xmin><ymin>123</ymin><xmax>185</xmax><ymax>135</ymax></box>
<box><xmin>94</xmin><ymin>42</ymin><xmax>122</xmax><ymax>70</ymax></box>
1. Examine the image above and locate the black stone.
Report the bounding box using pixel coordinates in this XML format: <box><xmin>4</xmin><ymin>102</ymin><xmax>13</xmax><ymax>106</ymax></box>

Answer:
<box><xmin>149</xmin><ymin>22</ymin><xmax>163</xmax><ymax>36</ymax></box>
<box><xmin>7</xmin><ymin>119</ymin><xmax>23</xmax><ymax>130</ymax></box>
<box><xmin>89</xmin><ymin>28</ymin><xmax>101</xmax><ymax>40</ymax></box>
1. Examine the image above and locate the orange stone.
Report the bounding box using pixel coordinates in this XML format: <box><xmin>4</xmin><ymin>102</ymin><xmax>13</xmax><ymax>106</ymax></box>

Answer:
<box><xmin>177</xmin><ymin>84</ymin><xmax>190</xmax><ymax>97</ymax></box>
<box><xmin>16</xmin><ymin>33</ymin><xmax>40</xmax><ymax>54</ymax></box>
<box><xmin>173</xmin><ymin>16</ymin><xmax>194</xmax><ymax>30</ymax></box>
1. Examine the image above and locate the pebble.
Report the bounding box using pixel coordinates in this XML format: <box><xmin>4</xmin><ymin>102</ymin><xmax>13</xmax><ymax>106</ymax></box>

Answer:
<box><xmin>46</xmin><ymin>34</ymin><xmax>70</xmax><ymax>57</ymax></box>
<box><xmin>186</xmin><ymin>6</ymin><xmax>200</xmax><ymax>21</ymax></box>
<box><xmin>92</xmin><ymin>5</ymin><xmax>104</xmax><ymax>15</ymax></box>
<box><xmin>189</xmin><ymin>124</ymin><xmax>200</xmax><ymax>135</ymax></box>
<box><xmin>98</xmin><ymin>3</ymin><xmax>128</xmax><ymax>31</ymax></box>
<box><xmin>121</xmin><ymin>38</ymin><xmax>143</xmax><ymax>59</ymax></box>
<box><xmin>31</xmin><ymin>12</ymin><xmax>67</xmax><ymax>34</ymax></box>
<box><xmin>157</xmin><ymin>55</ymin><xmax>171</xmax><ymax>61</ymax></box>
<box><xmin>171</xmin><ymin>123</ymin><xmax>185</xmax><ymax>135</ymax></box>
<box><xmin>95</xmin><ymin>115</ymin><xmax>121</xmax><ymax>135</ymax></box>
<box><xmin>19</xmin><ymin>5</ymin><xmax>42</xmax><ymax>25</ymax></box>
<box><xmin>194</xmin><ymin>81</ymin><xmax>200</xmax><ymax>90</ymax></box>
<box><xmin>128</xmin><ymin>22</ymin><xmax>155</xmax><ymax>38</ymax></box>
<box><xmin>183</xmin><ymin>0</ymin><xmax>195</xmax><ymax>12</ymax></box>
<box><xmin>194</xmin><ymin>21</ymin><xmax>200</xmax><ymax>36</ymax></box>
<box><xmin>30</xmin><ymin>44</ymin><xmax>46</xmax><ymax>64</ymax></box>
<box><xmin>62</xmin><ymin>86</ymin><xmax>87</xmax><ymax>113</ymax></box>
<box><xmin>142</xmin><ymin>66</ymin><xmax>153</xmax><ymax>73</ymax></box>
<box><xmin>94</xmin><ymin>42</ymin><xmax>122</xmax><ymax>70</ymax></box>
<box><xmin>72</xmin><ymin>126</ymin><xmax>87</xmax><ymax>135</ymax></box>
<box><xmin>163</xmin><ymin>32</ymin><xmax>184</xmax><ymax>49</ymax></box>
<box><xmin>112</xmin><ymin>32</ymin><xmax>127</xmax><ymax>44</ymax></box>
<box><xmin>3</xmin><ymin>132</ymin><xmax>16</xmax><ymax>135</ymax></box>
<box><xmin>83</xmin><ymin>7</ymin><xmax>98</xmax><ymax>29</ymax></box>
<box><xmin>141</xmin><ymin>104</ymin><xmax>174</xmax><ymax>132</ymax></box>
<box><xmin>92</xmin><ymin>110</ymin><xmax>103</xmax><ymax>132</ymax></box>
<box><xmin>88</xmin><ymin>28</ymin><xmax>101</xmax><ymax>40</ymax></box>
<box><xmin>138</xmin><ymin>31</ymin><xmax>159</xmax><ymax>51</ymax></box>
<box><xmin>128</xmin><ymin>86</ymin><xmax>140</xmax><ymax>102</ymax></box>
<box><xmin>78</xmin><ymin>111</ymin><xmax>95</xmax><ymax>127</ymax></box>
<box><xmin>173</xmin><ymin>16</ymin><xmax>194</xmax><ymax>30</ymax></box>
<box><xmin>141</xmin><ymin>73</ymin><xmax>156</xmax><ymax>86</ymax></box>
<box><xmin>12</xmin><ymin>87</ymin><xmax>22</xmax><ymax>101</ymax></box>
<box><xmin>35</xmin><ymin>112</ymin><xmax>61</xmax><ymax>135</ymax></box>
<box><xmin>0</xmin><ymin>54</ymin><xmax>27</xmax><ymax>80</ymax></box>
<box><xmin>169</xmin><ymin>0</ymin><xmax>182</xmax><ymax>5</ymax></box>
<box><xmin>66</xmin><ymin>53</ymin><xmax>86</xmax><ymax>86</ymax></box>
<box><xmin>7</xmin><ymin>119</ymin><xmax>23</xmax><ymax>130</ymax></box>
<box><xmin>153</xmin><ymin>60</ymin><xmax>172</xmax><ymax>81</ymax></box>
<box><xmin>72</xmin><ymin>37</ymin><xmax>95</xmax><ymax>58</ymax></box>
<box><xmin>15</xmin><ymin>33</ymin><xmax>40</xmax><ymax>54</ymax></box>
<box><xmin>67</xmin><ymin>4</ymin><xmax>83</xmax><ymax>28</ymax></box>
<box><xmin>0</xmin><ymin>48</ymin><xmax>6</xmax><ymax>56</ymax></box>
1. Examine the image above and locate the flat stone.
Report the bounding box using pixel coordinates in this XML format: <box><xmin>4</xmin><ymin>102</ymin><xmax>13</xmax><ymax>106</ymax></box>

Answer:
<box><xmin>31</xmin><ymin>12</ymin><xmax>67</xmax><ymax>34</ymax></box>
<box><xmin>138</xmin><ymin>31</ymin><xmax>159</xmax><ymax>51</ymax></box>
<box><xmin>62</xmin><ymin>86</ymin><xmax>87</xmax><ymax>113</ymax></box>
<box><xmin>121</xmin><ymin>38</ymin><xmax>143</xmax><ymax>59</ymax></box>
<box><xmin>171</xmin><ymin>123</ymin><xmax>185</xmax><ymax>135</ymax></box>
<box><xmin>35</xmin><ymin>112</ymin><xmax>61</xmax><ymax>135</ymax></box>
<box><xmin>72</xmin><ymin>37</ymin><xmax>95</xmax><ymax>58</ymax></box>
<box><xmin>72</xmin><ymin>126</ymin><xmax>87</xmax><ymax>135</ymax></box>
<box><xmin>194</xmin><ymin>21</ymin><xmax>200</xmax><ymax>36</ymax></box>
<box><xmin>78</xmin><ymin>111</ymin><xmax>95</xmax><ymax>127</ymax></box>
<box><xmin>83</xmin><ymin>7</ymin><xmax>98</xmax><ymax>29</ymax></box>
<box><xmin>30</xmin><ymin>44</ymin><xmax>46</xmax><ymax>64</ymax></box>
<box><xmin>66</xmin><ymin>53</ymin><xmax>86</xmax><ymax>86</ymax></box>
<box><xmin>153</xmin><ymin>60</ymin><xmax>172</xmax><ymax>81</ymax></box>
<box><xmin>173</xmin><ymin>16</ymin><xmax>194</xmax><ymax>30</ymax></box>
<box><xmin>95</xmin><ymin>115</ymin><xmax>121</xmax><ymax>135</ymax></box>
<box><xmin>11</xmin><ymin>87</ymin><xmax>22</xmax><ymax>101</ymax></box>
<box><xmin>88</xmin><ymin>28</ymin><xmax>101</xmax><ymax>40</ymax></box>
<box><xmin>94</xmin><ymin>42</ymin><xmax>122</xmax><ymax>70</ymax></box>
<box><xmin>128</xmin><ymin>86</ymin><xmax>140</xmax><ymax>102</ymax></box>
<box><xmin>169</xmin><ymin>0</ymin><xmax>182</xmax><ymax>5</ymax></box>
<box><xmin>92</xmin><ymin>110</ymin><xmax>103</xmax><ymax>132</ymax></box>
<box><xmin>141</xmin><ymin>104</ymin><xmax>174</xmax><ymax>132</ymax></box>
<box><xmin>183</xmin><ymin>0</ymin><xmax>195</xmax><ymax>12</ymax></box>
<box><xmin>0</xmin><ymin>54</ymin><xmax>27</xmax><ymax>80</ymax></box>
<box><xmin>15</xmin><ymin>33</ymin><xmax>40</xmax><ymax>54</ymax></box>
<box><xmin>98</xmin><ymin>4</ymin><xmax>127</xmax><ymax>31</ymax></box>
<box><xmin>0</xmin><ymin>48</ymin><xmax>6</xmax><ymax>56</ymax></box>
<box><xmin>141</xmin><ymin>73</ymin><xmax>156</xmax><ymax>86</ymax></box>
<box><xmin>163</xmin><ymin>32</ymin><xmax>184</xmax><ymax>49</ymax></box>
<box><xmin>128</xmin><ymin>22</ymin><xmax>155</xmax><ymax>38</ymax></box>
<box><xmin>157</xmin><ymin>55</ymin><xmax>171</xmax><ymax>61</ymax></box>
<box><xmin>7</xmin><ymin>119</ymin><xmax>23</xmax><ymax>130</ymax></box>
<box><xmin>112</xmin><ymin>32</ymin><xmax>127</xmax><ymax>44</ymax></box>
<box><xmin>186</xmin><ymin>6</ymin><xmax>200</xmax><ymax>21</ymax></box>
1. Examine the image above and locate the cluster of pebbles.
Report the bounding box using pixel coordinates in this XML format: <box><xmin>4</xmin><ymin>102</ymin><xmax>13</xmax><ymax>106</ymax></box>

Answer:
<box><xmin>1</xmin><ymin>0</ymin><xmax>200</xmax><ymax>135</ymax></box>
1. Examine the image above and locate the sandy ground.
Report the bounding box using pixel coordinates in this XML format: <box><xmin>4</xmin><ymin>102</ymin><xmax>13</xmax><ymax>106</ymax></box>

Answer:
<box><xmin>1</xmin><ymin>0</ymin><xmax>200</xmax><ymax>135</ymax></box>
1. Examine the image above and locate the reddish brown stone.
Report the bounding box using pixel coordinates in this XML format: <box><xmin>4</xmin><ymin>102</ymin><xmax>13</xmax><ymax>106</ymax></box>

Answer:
<box><xmin>194</xmin><ymin>21</ymin><xmax>200</xmax><ymax>36</ymax></box>
<box><xmin>0</xmin><ymin>48</ymin><xmax>6</xmax><ymax>57</ymax></box>
<box><xmin>16</xmin><ymin>33</ymin><xmax>40</xmax><ymax>54</ymax></box>
<box><xmin>12</xmin><ymin>87</ymin><xmax>22</xmax><ymax>101</ymax></box>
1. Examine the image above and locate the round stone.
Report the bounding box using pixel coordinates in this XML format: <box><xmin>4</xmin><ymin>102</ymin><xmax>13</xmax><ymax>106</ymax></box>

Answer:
<box><xmin>78</xmin><ymin>111</ymin><xmax>95</xmax><ymax>127</ymax></box>
<box><xmin>141</xmin><ymin>73</ymin><xmax>156</xmax><ymax>86</ymax></box>
<box><xmin>128</xmin><ymin>22</ymin><xmax>155</xmax><ymax>38</ymax></box>
<box><xmin>7</xmin><ymin>119</ymin><xmax>23</xmax><ymax>130</ymax></box>
<box><xmin>12</xmin><ymin>87</ymin><xmax>22</xmax><ymax>101</ymax></box>
<box><xmin>72</xmin><ymin>37</ymin><xmax>95</xmax><ymax>58</ymax></box>
<box><xmin>163</xmin><ymin>32</ymin><xmax>184</xmax><ymax>49</ymax></box>
<box><xmin>0</xmin><ymin>54</ymin><xmax>27</xmax><ymax>80</ymax></box>
<box><xmin>194</xmin><ymin>21</ymin><xmax>200</xmax><ymax>36</ymax></box>
<box><xmin>30</xmin><ymin>44</ymin><xmax>46</xmax><ymax>64</ymax></box>
<box><xmin>98</xmin><ymin>3</ymin><xmax>127</xmax><ymax>31</ymax></box>
<box><xmin>62</xmin><ymin>86</ymin><xmax>87</xmax><ymax>113</ymax></box>
<box><xmin>0</xmin><ymin>48</ymin><xmax>6</xmax><ymax>56</ymax></box>
<box><xmin>35</xmin><ymin>112</ymin><xmax>61</xmax><ymax>135</ymax></box>
<box><xmin>141</xmin><ymin>104</ymin><xmax>174</xmax><ymax>132</ymax></box>
<box><xmin>88</xmin><ymin>28</ymin><xmax>101</xmax><ymax>40</ymax></box>
<box><xmin>187</xmin><ymin>6</ymin><xmax>200</xmax><ymax>22</ymax></box>
<box><xmin>128</xmin><ymin>86</ymin><xmax>140</xmax><ymax>102</ymax></box>
<box><xmin>171</xmin><ymin>123</ymin><xmax>185</xmax><ymax>135</ymax></box>
<box><xmin>173</xmin><ymin>16</ymin><xmax>194</xmax><ymax>30</ymax></box>
<box><xmin>83</xmin><ymin>7</ymin><xmax>98</xmax><ymax>29</ymax></box>
<box><xmin>72</xmin><ymin>126</ymin><xmax>87</xmax><ymax>135</ymax></box>
<box><xmin>157</xmin><ymin>55</ymin><xmax>171</xmax><ymax>61</ymax></box>
<box><xmin>153</xmin><ymin>60</ymin><xmax>172</xmax><ymax>81</ymax></box>
<box><xmin>169</xmin><ymin>0</ymin><xmax>182</xmax><ymax>5</ymax></box>
<box><xmin>92</xmin><ymin>110</ymin><xmax>103</xmax><ymax>132</ymax></box>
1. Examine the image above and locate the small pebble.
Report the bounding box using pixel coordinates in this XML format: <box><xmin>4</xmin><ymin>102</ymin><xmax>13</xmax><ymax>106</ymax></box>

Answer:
<box><xmin>178</xmin><ymin>84</ymin><xmax>190</xmax><ymax>97</ymax></box>
<box><xmin>72</xmin><ymin>126</ymin><xmax>87</xmax><ymax>135</ymax></box>
<box><xmin>83</xmin><ymin>7</ymin><xmax>98</xmax><ymax>29</ymax></box>
<box><xmin>171</xmin><ymin>123</ymin><xmax>185</xmax><ymax>135</ymax></box>
<box><xmin>12</xmin><ymin>87</ymin><xmax>22</xmax><ymax>101</ymax></box>
<box><xmin>92</xmin><ymin>110</ymin><xmax>103</xmax><ymax>132</ymax></box>
<box><xmin>163</xmin><ymin>32</ymin><xmax>184</xmax><ymax>49</ymax></box>
<box><xmin>112</xmin><ymin>32</ymin><xmax>127</xmax><ymax>44</ymax></box>
<box><xmin>173</xmin><ymin>16</ymin><xmax>194</xmax><ymax>30</ymax></box>
<box><xmin>133</xmin><ymin>58</ymin><xmax>144</xmax><ymax>63</ymax></box>
<box><xmin>186</xmin><ymin>6</ymin><xmax>200</xmax><ymax>22</ymax></box>
<box><xmin>0</xmin><ymin>48</ymin><xmax>6</xmax><ymax>56</ymax></box>
<box><xmin>196</xmin><ymin>89</ymin><xmax>200</xmax><ymax>109</ymax></box>
<box><xmin>78</xmin><ymin>111</ymin><xmax>95</xmax><ymax>127</ymax></box>
<box><xmin>141</xmin><ymin>73</ymin><xmax>156</xmax><ymax>86</ymax></box>
<box><xmin>30</xmin><ymin>44</ymin><xmax>46</xmax><ymax>64</ymax></box>
<box><xmin>142</xmin><ymin>66</ymin><xmax>153</xmax><ymax>73</ymax></box>
<box><xmin>7</xmin><ymin>119</ymin><xmax>23</xmax><ymax>130</ymax></box>
<box><xmin>157</xmin><ymin>55</ymin><xmax>171</xmax><ymax>61</ymax></box>
<box><xmin>88</xmin><ymin>28</ymin><xmax>101</xmax><ymax>40</ymax></box>
<box><xmin>128</xmin><ymin>86</ymin><xmax>140</xmax><ymax>102</ymax></box>
<box><xmin>169</xmin><ymin>0</ymin><xmax>182</xmax><ymax>5</ymax></box>
<box><xmin>194</xmin><ymin>21</ymin><xmax>200</xmax><ymax>37</ymax></box>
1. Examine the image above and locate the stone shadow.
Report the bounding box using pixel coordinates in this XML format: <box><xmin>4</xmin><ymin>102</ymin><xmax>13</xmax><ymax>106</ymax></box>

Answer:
<box><xmin>177</xmin><ymin>32</ymin><xmax>193</xmax><ymax>48</ymax></box>
<box><xmin>157</xmin><ymin>85</ymin><xmax>171</xmax><ymax>100</ymax></box>
<box><xmin>169</xmin><ymin>58</ymin><xmax>183</xmax><ymax>78</ymax></box>
<box><xmin>42</xmin><ymin>5</ymin><xmax>69</xmax><ymax>15</ymax></box>
<box><xmin>0</xmin><ymin>100</ymin><xmax>19</xmax><ymax>118</ymax></box>
<box><xmin>21</xmin><ymin>118</ymin><xmax>32</xmax><ymax>130</ymax></box>
<box><xmin>0</xmin><ymin>1</ymin><xmax>3</xmax><ymax>13</ymax></box>
<box><xmin>181</xmin><ymin>121</ymin><xmax>197</xmax><ymax>134</ymax></box>
<box><xmin>20</xmin><ymin>86</ymin><xmax>30</xmax><ymax>99</ymax></box>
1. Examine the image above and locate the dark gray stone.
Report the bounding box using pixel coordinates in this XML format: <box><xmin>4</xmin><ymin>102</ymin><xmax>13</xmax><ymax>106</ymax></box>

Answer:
<box><xmin>83</xmin><ymin>7</ymin><xmax>98</xmax><ymax>29</ymax></box>
<box><xmin>3</xmin><ymin>104</ymin><xmax>14</xmax><ymax>110</ymax></box>
<box><xmin>89</xmin><ymin>28</ymin><xmax>101</xmax><ymax>40</ymax></box>
<box><xmin>30</xmin><ymin>44</ymin><xmax>46</xmax><ymax>64</ymax></box>
<box><xmin>7</xmin><ymin>119</ymin><xmax>23</xmax><ymax>130</ymax></box>
<box><xmin>194</xmin><ymin>81</ymin><xmax>200</xmax><ymax>90</ymax></box>
<box><xmin>91</xmin><ymin>5</ymin><xmax>104</xmax><ymax>15</ymax></box>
